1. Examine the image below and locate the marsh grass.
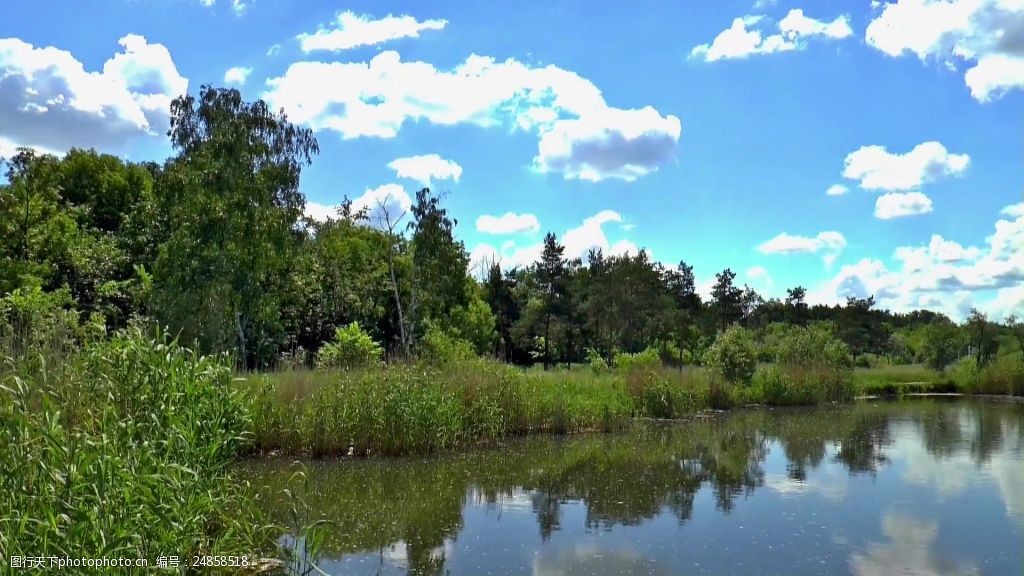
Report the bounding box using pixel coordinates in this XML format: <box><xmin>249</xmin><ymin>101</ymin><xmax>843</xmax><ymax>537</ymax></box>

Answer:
<box><xmin>0</xmin><ymin>330</ymin><xmax>284</xmax><ymax>573</ymax></box>
<box><xmin>852</xmin><ymin>364</ymin><xmax>954</xmax><ymax>395</ymax></box>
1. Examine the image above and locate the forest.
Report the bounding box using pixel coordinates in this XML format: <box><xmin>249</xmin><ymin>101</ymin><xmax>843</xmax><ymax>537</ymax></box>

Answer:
<box><xmin>2</xmin><ymin>86</ymin><xmax>1020</xmax><ymax>376</ymax></box>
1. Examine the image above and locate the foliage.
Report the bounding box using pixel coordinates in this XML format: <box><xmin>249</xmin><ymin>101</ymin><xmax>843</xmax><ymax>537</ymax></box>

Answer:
<box><xmin>1</xmin><ymin>330</ymin><xmax>278</xmax><ymax>566</ymax></box>
<box><xmin>152</xmin><ymin>86</ymin><xmax>318</xmax><ymax>369</ymax></box>
<box><xmin>586</xmin><ymin>347</ymin><xmax>609</xmax><ymax>374</ymax></box>
<box><xmin>315</xmin><ymin>322</ymin><xmax>383</xmax><ymax>370</ymax></box>
<box><xmin>921</xmin><ymin>320</ymin><xmax>963</xmax><ymax>372</ymax></box>
<box><xmin>418</xmin><ymin>323</ymin><xmax>476</xmax><ymax>365</ymax></box>
<box><xmin>613</xmin><ymin>347</ymin><xmax>661</xmax><ymax>372</ymax></box>
<box><xmin>704</xmin><ymin>325</ymin><xmax>757</xmax><ymax>386</ymax></box>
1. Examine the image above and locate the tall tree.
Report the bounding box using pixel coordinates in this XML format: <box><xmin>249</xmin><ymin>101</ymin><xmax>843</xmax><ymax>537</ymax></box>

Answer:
<box><xmin>409</xmin><ymin>187</ymin><xmax>470</xmax><ymax>335</ymax></box>
<box><xmin>537</xmin><ymin>232</ymin><xmax>567</xmax><ymax>369</ymax></box>
<box><xmin>711</xmin><ymin>268</ymin><xmax>743</xmax><ymax>331</ymax></box>
<box><xmin>785</xmin><ymin>286</ymin><xmax>808</xmax><ymax>326</ymax></box>
<box><xmin>153</xmin><ymin>86</ymin><xmax>318</xmax><ymax>368</ymax></box>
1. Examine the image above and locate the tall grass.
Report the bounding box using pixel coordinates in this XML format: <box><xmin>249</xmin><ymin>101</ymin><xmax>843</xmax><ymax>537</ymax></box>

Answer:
<box><xmin>0</xmin><ymin>330</ymin><xmax>281</xmax><ymax>572</ymax></box>
<box><xmin>248</xmin><ymin>360</ymin><xmax>868</xmax><ymax>458</ymax></box>
<box><xmin>852</xmin><ymin>364</ymin><xmax>955</xmax><ymax>395</ymax></box>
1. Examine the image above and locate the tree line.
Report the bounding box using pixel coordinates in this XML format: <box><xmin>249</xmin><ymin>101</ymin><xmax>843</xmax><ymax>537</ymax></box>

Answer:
<box><xmin>2</xmin><ymin>86</ymin><xmax>1020</xmax><ymax>371</ymax></box>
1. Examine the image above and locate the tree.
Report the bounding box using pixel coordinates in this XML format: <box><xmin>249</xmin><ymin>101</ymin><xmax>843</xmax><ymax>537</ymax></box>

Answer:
<box><xmin>484</xmin><ymin>262</ymin><xmax>519</xmax><ymax>361</ymax></box>
<box><xmin>711</xmin><ymin>268</ymin><xmax>743</xmax><ymax>331</ymax></box>
<box><xmin>537</xmin><ymin>232</ymin><xmax>567</xmax><ymax>369</ymax></box>
<box><xmin>408</xmin><ymin>188</ymin><xmax>470</xmax><ymax>335</ymax></box>
<box><xmin>705</xmin><ymin>325</ymin><xmax>757</xmax><ymax>385</ymax></box>
<box><xmin>921</xmin><ymin>320</ymin><xmax>961</xmax><ymax>372</ymax></box>
<box><xmin>965</xmin><ymin>309</ymin><xmax>997</xmax><ymax>366</ymax></box>
<box><xmin>785</xmin><ymin>286</ymin><xmax>808</xmax><ymax>326</ymax></box>
<box><xmin>152</xmin><ymin>86</ymin><xmax>318</xmax><ymax>368</ymax></box>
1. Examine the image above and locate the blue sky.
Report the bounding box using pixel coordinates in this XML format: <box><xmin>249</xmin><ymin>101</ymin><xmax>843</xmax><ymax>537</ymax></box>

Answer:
<box><xmin>1</xmin><ymin>0</ymin><xmax>1022</xmax><ymax>320</ymax></box>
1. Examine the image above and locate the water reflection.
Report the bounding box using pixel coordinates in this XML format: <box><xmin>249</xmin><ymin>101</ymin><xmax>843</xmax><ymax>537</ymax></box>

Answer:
<box><xmin>243</xmin><ymin>399</ymin><xmax>1024</xmax><ymax>576</ymax></box>
<box><xmin>849</xmin><ymin>510</ymin><xmax>979</xmax><ymax>576</ymax></box>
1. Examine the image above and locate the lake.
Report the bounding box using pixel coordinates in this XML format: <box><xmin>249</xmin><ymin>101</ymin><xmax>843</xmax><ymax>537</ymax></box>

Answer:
<box><xmin>246</xmin><ymin>398</ymin><xmax>1024</xmax><ymax>575</ymax></box>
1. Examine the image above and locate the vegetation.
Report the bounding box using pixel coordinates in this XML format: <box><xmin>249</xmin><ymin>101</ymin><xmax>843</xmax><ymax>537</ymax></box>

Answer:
<box><xmin>2</xmin><ymin>84</ymin><xmax>1022</xmax><ymax>568</ymax></box>
<box><xmin>0</xmin><ymin>330</ymin><xmax>280</xmax><ymax>571</ymax></box>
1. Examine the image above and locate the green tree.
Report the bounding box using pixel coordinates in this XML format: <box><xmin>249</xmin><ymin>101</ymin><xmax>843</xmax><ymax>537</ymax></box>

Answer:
<box><xmin>921</xmin><ymin>320</ymin><xmax>962</xmax><ymax>372</ymax></box>
<box><xmin>965</xmin><ymin>309</ymin><xmax>998</xmax><ymax>366</ymax></box>
<box><xmin>409</xmin><ymin>188</ymin><xmax>470</xmax><ymax>336</ymax></box>
<box><xmin>711</xmin><ymin>268</ymin><xmax>743</xmax><ymax>331</ymax></box>
<box><xmin>152</xmin><ymin>86</ymin><xmax>318</xmax><ymax>368</ymax></box>
<box><xmin>537</xmin><ymin>232</ymin><xmax>567</xmax><ymax>369</ymax></box>
<box><xmin>705</xmin><ymin>325</ymin><xmax>757</xmax><ymax>385</ymax></box>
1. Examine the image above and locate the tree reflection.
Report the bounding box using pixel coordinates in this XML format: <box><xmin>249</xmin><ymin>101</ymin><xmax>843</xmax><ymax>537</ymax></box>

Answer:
<box><xmin>242</xmin><ymin>400</ymin><xmax>1023</xmax><ymax>575</ymax></box>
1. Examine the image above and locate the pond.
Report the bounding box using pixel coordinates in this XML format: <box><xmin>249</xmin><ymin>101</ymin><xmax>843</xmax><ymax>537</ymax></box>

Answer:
<box><xmin>245</xmin><ymin>399</ymin><xmax>1024</xmax><ymax>575</ymax></box>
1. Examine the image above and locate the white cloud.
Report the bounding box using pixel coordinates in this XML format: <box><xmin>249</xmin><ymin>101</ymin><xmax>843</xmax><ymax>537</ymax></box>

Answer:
<box><xmin>298</xmin><ymin>11</ymin><xmax>447</xmax><ymax>52</ymax></box>
<box><xmin>875</xmin><ymin>191</ymin><xmax>934</xmax><ymax>219</ymax></box>
<box><xmin>1001</xmin><ymin>202</ymin><xmax>1024</xmax><ymax>219</ymax></box>
<box><xmin>690</xmin><ymin>9</ymin><xmax>852</xmax><ymax>62</ymax></box>
<box><xmin>758</xmin><ymin>231</ymin><xmax>847</xmax><ymax>266</ymax></box>
<box><xmin>306</xmin><ymin>184</ymin><xmax>413</xmax><ymax>226</ymax></box>
<box><xmin>476</xmin><ymin>212</ymin><xmax>540</xmax><ymax>235</ymax></box>
<box><xmin>469</xmin><ymin>209</ymin><xmax>637</xmax><ymax>272</ymax></box>
<box><xmin>198</xmin><ymin>0</ymin><xmax>249</xmax><ymax>16</ymax></box>
<box><xmin>0</xmin><ymin>34</ymin><xmax>187</xmax><ymax>153</ymax></box>
<box><xmin>351</xmin><ymin>183</ymin><xmax>412</xmax><ymax>225</ymax></box>
<box><xmin>865</xmin><ymin>0</ymin><xmax>1024</xmax><ymax>101</ymax></box>
<box><xmin>223</xmin><ymin>66</ymin><xmax>252</xmax><ymax>86</ymax></box>
<box><xmin>263</xmin><ymin>51</ymin><xmax>680</xmax><ymax>182</ymax></box>
<box><xmin>843</xmin><ymin>141</ymin><xmax>969</xmax><ymax>191</ymax></box>
<box><xmin>746</xmin><ymin>265</ymin><xmax>774</xmax><ymax>288</ymax></box>
<box><xmin>304</xmin><ymin>201</ymin><xmax>338</xmax><ymax>221</ymax></box>
<box><xmin>387</xmin><ymin>154</ymin><xmax>462</xmax><ymax>186</ymax></box>
<box><xmin>266</xmin><ymin>44</ymin><xmax>281</xmax><ymax>57</ymax></box>
<box><xmin>809</xmin><ymin>202</ymin><xmax>1024</xmax><ymax>321</ymax></box>
<box><xmin>826</xmin><ymin>184</ymin><xmax>849</xmax><ymax>196</ymax></box>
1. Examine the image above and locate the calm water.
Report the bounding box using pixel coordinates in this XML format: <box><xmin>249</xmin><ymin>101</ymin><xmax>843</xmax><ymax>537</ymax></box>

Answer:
<box><xmin>246</xmin><ymin>399</ymin><xmax>1024</xmax><ymax>575</ymax></box>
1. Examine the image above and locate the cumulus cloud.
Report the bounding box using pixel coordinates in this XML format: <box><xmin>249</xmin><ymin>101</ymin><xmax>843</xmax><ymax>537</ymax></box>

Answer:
<box><xmin>304</xmin><ymin>184</ymin><xmax>412</xmax><ymax>226</ymax></box>
<box><xmin>387</xmin><ymin>154</ymin><xmax>462</xmax><ymax>186</ymax></box>
<box><xmin>875</xmin><ymin>191</ymin><xmax>934</xmax><ymax>219</ymax></box>
<box><xmin>298</xmin><ymin>11</ymin><xmax>447</xmax><ymax>52</ymax></box>
<box><xmin>826</xmin><ymin>184</ymin><xmax>849</xmax><ymax>196</ymax></box>
<box><xmin>690</xmin><ymin>9</ymin><xmax>852</xmax><ymax>62</ymax></box>
<box><xmin>263</xmin><ymin>51</ymin><xmax>681</xmax><ymax>182</ymax></box>
<box><xmin>0</xmin><ymin>34</ymin><xmax>187</xmax><ymax>153</ymax></box>
<box><xmin>866</xmin><ymin>0</ymin><xmax>1024</xmax><ymax>101</ymax></box>
<box><xmin>757</xmin><ymin>231</ymin><xmax>847</xmax><ymax>266</ymax></box>
<box><xmin>469</xmin><ymin>209</ymin><xmax>637</xmax><ymax>273</ymax></box>
<box><xmin>843</xmin><ymin>141</ymin><xmax>969</xmax><ymax>191</ymax></box>
<box><xmin>476</xmin><ymin>212</ymin><xmax>540</xmax><ymax>235</ymax></box>
<box><xmin>224</xmin><ymin>66</ymin><xmax>252</xmax><ymax>85</ymax></box>
<box><xmin>808</xmin><ymin>202</ymin><xmax>1024</xmax><ymax>320</ymax></box>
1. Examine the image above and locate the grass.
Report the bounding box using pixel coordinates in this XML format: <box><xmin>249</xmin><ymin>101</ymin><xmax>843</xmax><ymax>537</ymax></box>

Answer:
<box><xmin>852</xmin><ymin>356</ymin><xmax>1024</xmax><ymax>397</ymax></box>
<box><xmin>852</xmin><ymin>364</ymin><xmax>958</xmax><ymax>396</ymax></box>
<box><xmin>244</xmin><ymin>360</ymin><xmax>861</xmax><ymax>458</ymax></box>
<box><xmin>0</xmin><ymin>330</ymin><xmax>288</xmax><ymax>574</ymax></box>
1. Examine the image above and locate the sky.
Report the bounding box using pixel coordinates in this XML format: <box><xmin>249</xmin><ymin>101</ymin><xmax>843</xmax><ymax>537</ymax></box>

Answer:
<box><xmin>1</xmin><ymin>0</ymin><xmax>1022</xmax><ymax>321</ymax></box>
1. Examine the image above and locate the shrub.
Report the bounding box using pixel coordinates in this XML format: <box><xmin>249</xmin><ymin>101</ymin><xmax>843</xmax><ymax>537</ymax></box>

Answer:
<box><xmin>418</xmin><ymin>323</ymin><xmax>476</xmax><ymax>365</ymax></box>
<box><xmin>315</xmin><ymin>322</ymin><xmax>383</xmax><ymax>369</ymax></box>
<box><xmin>614</xmin><ymin>347</ymin><xmax>661</xmax><ymax>372</ymax></box>
<box><xmin>704</xmin><ymin>325</ymin><xmax>757</xmax><ymax>386</ymax></box>
<box><xmin>586</xmin><ymin>347</ymin><xmax>609</xmax><ymax>374</ymax></box>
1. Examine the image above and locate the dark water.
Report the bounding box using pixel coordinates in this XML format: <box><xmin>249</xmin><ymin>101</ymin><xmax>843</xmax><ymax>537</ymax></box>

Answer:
<box><xmin>245</xmin><ymin>399</ymin><xmax>1024</xmax><ymax>575</ymax></box>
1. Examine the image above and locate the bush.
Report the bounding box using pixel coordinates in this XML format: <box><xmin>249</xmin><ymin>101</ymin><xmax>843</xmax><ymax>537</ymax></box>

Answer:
<box><xmin>704</xmin><ymin>325</ymin><xmax>757</xmax><ymax>386</ymax></box>
<box><xmin>419</xmin><ymin>323</ymin><xmax>476</xmax><ymax>365</ymax></box>
<box><xmin>315</xmin><ymin>322</ymin><xmax>383</xmax><ymax>369</ymax></box>
<box><xmin>614</xmin><ymin>347</ymin><xmax>661</xmax><ymax>372</ymax></box>
<box><xmin>586</xmin><ymin>347</ymin><xmax>609</xmax><ymax>374</ymax></box>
